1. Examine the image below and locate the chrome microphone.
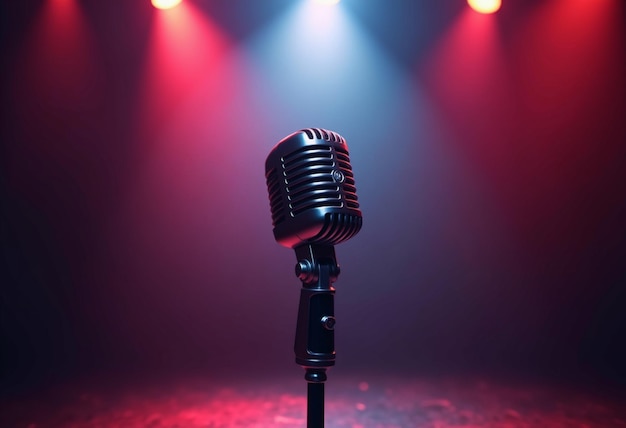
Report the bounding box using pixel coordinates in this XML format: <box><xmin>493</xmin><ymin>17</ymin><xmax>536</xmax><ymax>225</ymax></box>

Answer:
<box><xmin>265</xmin><ymin>128</ymin><xmax>362</xmax><ymax>249</ymax></box>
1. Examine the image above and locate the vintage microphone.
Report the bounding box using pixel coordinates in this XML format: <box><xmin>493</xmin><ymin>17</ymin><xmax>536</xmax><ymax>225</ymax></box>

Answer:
<box><xmin>265</xmin><ymin>128</ymin><xmax>362</xmax><ymax>428</ymax></box>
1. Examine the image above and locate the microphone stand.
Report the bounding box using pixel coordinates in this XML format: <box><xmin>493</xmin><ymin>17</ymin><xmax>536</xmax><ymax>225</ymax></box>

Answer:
<box><xmin>293</xmin><ymin>244</ymin><xmax>340</xmax><ymax>428</ymax></box>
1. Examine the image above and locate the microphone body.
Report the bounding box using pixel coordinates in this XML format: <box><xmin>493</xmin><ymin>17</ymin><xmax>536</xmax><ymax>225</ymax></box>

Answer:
<box><xmin>265</xmin><ymin>128</ymin><xmax>362</xmax><ymax>249</ymax></box>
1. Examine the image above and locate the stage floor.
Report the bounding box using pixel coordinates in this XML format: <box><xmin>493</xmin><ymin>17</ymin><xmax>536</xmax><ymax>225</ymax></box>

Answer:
<box><xmin>2</xmin><ymin>373</ymin><xmax>625</xmax><ymax>427</ymax></box>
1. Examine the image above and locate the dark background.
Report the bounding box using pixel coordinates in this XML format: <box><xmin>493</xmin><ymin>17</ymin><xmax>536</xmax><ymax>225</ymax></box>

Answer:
<box><xmin>1</xmin><ymin>0</ymin><xmax>625</xmax><ymax>395</ymax></box>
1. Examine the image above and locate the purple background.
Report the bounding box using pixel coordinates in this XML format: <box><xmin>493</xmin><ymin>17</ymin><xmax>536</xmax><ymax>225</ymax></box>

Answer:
<box><xmin>1</xmin><ymin>0</ymin><xmax>625</xmax><ymax>393</ymax></box>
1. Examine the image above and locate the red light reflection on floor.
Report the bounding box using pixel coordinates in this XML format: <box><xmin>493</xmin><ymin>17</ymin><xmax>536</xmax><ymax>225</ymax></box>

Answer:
<box><xmin>2</xmin><ymin>375</ymin><xmax>624</xmax><ymax>427</ymax></box>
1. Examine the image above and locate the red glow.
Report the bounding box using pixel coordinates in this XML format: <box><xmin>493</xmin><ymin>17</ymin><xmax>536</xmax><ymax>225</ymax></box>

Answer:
<box><xmin>137</xmin><ymin>2</ymin><xmax>231</xmax><ymax>131</ymax></box>
<box><xmin>152</xmin><ymin>0</ymin><xmax>182</xmax><ymax>10</ymax></box>
<box><xmin>120</xmin><ymin>0</ymin><xmax>272</xmax><ymax>318</ymax></box>
<box><xmin>514</xmin><ymin>0</ymin><xmax>624</xmax><ymax>130</ymax></box>
<box><xmin>2</xmin><ymin>376</ymin><xmax>622</xmax><ymax>427</ymax></box>
<box><xmin>15</xmin><ymin>0</ymin><xmax>101</xmax><ymax>109</ymax></box>
<box><xmin>468</xmin><ymin>0</ymin><xmax>502</xmax><ymax>14</ymax></box>
<box><xmin>416</xmin><ymin>7</ymin><xmax>515</xmax><ymax>268</ymax></box>
<box><xmin>502</xmin><ymin>0</ymin><xmax>626</xmax><ymax>253</ymax></box>
<box><xmin>419</xmin><ymin>8</ymin><xmax>510</xmax><ymax>148</ymax></box>
<box><xmin>418</xmin><ymin>0</ymin><xmax>626</xmax><ymax>270</ymax></box>
<box><xmin>5</xmin><ymin>0</ymin><xmax>105</xmax><ymax>262</ymax></box>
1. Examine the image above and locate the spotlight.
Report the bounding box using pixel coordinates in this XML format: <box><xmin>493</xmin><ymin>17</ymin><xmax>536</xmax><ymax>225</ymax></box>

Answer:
<box><xmin>467</xmin><ymin>0</ymin><xmax>501</xmax><ymax>14</ymax></box>
<box><xmin>152</xmin><ymin>0</ymin><xmax>182</xmax><ymax>10</ymax></box>
<box><xmin>313</xmin><ymin>0</ymin><xmax>341</xmax><ymax>5</ymax></box>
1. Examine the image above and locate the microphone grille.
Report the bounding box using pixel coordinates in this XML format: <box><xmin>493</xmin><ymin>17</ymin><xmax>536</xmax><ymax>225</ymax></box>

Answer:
<box><xmin>266</xmin><ymin>129</ymin><xmax>359</xmax><ymax>227</ymax></box>
<box><xmin>266</xmin><ymin>167</ymin><xmax>286</xmax><ymax>226</ymax></box>
<box><xmin>265</xmin><ymin>128</ymin><xmax>362</xmax><ymax>248</ymax></box>
<box><xmin>301</xmin><ymin>128</ymin><xmax>345</xmax><ymax>144</ymax></box>
<box><xmin>312</xmin><ymin>212</ymin><xmax>363</xmax><ymax>244</ymax></box>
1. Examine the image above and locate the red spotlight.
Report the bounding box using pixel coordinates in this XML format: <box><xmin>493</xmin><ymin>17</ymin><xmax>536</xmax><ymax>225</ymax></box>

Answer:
<box><xmin>468</xmin><ymin>0</ymin><xmax>501</xmax><ymax>14</ymax></box>
<box><xmin>152</xmin><ymin>0</ymin><xmax>182</xmax><ymax>10</ymax></box>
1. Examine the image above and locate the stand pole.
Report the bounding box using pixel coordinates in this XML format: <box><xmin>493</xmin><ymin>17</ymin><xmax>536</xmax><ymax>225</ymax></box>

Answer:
<box><xmin>307</xmin><ymin>382</ymin><xmax>324</xmax><ymax>428</ymax></box>
<box><xmin>305</xmin><ymin>368</ymin><xmax>327</xmax><ymax>428</ymax></box>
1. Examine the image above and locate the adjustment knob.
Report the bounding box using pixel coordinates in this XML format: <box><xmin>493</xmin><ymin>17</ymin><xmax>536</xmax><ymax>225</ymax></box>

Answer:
<box><xmin>321</xmin><ymin>315</ymin><xmax>336</xmax><ymax>330</ymax></box>
<box><xmin>295</xmin><ymin>259</ymin><xmax>317</xmax><ymax>284</ymax></box>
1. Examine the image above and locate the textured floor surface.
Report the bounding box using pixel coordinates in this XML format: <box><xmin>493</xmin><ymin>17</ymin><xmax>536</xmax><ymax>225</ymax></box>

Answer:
<box><xmin>2</xmin><ymin>373</ymin><xmax>625</xmax><ymax>427</ymax></box>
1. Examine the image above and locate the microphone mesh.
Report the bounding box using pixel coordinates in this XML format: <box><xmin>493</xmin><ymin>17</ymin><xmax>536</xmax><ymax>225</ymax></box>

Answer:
<box><xmin>265</xmin><ymin>128</ymin><xmax>362</xmax><ymax>247</ymax></box>
<box><xmin>312</xmin><ymin>212</ymin><xmax>363</xmax><ymax>244</ymax></box>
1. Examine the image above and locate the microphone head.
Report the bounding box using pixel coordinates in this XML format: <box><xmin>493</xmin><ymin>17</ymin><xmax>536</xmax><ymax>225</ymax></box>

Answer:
<box><xmin>265</xmin><ymin>128</ymin><xmax>363</xmax><ymax>249</ymax></box>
